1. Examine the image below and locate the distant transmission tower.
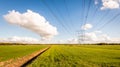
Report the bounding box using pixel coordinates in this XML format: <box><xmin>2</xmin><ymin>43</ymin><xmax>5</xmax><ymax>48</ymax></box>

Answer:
<box><xmin>77</xmin><ymin>30</ymin><xmax>85</xmax><ymax>44</ymax></box>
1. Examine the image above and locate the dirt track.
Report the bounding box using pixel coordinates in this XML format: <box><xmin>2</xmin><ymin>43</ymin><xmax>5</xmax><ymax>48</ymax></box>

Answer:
<box><xmin>0</xmin><ymin>46</ymin><xmax>50</xmax><ymax>67</ymax></box>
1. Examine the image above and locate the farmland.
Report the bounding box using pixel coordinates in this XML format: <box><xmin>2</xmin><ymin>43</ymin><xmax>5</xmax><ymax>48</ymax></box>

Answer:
<box><xmin>0</xmin><ymin>45</ymin><xmax>120</xmax><ymax>67</ymax></box>
<box><xmin>27</xmin><ymin>45</ymin><xmax>120</xmax><ymax>67</ymax></box>
<box><xmin>0</xmin><ymin>45</ymin><xmax>47</xmax><ymax>62</ymax></box>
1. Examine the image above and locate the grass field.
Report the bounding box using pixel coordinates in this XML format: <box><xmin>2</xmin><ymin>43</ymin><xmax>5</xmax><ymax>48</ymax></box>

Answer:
<box><xmin>0</xmin><ymin>45</ymin><xmax>47</xmax><ymax>62</ymax></box>
<box><xmin>27</xmin><ymin>45</ymin><xmax>120</xmax><ymax>67</ymax></box>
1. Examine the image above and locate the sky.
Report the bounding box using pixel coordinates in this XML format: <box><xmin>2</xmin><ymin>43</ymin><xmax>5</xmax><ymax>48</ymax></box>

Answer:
<box><xmin>0</xmin><ymin>0</ymin><xmax>120</xmax><ymax>43</ymax></box>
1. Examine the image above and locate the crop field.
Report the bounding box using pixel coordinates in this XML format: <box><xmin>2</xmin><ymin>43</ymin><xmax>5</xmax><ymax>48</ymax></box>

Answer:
<box><xmin>27</xmin><ymin>45</ymin><xmax>120</xmax><ymax>67</ymax></box>
<box><xmin>0</xmin><ymin>45</ymin><xmax>47</xmax><ymax>62</ymax></box>
<box><xmin>0</xmin><ymin>45</ymin><xmax>120</xmax><ymax>67</ymax></box>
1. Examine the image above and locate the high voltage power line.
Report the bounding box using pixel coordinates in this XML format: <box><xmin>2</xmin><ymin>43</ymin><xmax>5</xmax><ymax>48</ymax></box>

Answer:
<box><xmin>93</xmin><ymin>10</ymin><xmax>110</xmax><ymax>29</ymax></box>
<box><xmin>84</xmin><ymin>0</ymin><xmax>92</xmax><ymax>25</ymax></box>
<box><xmin>41</xmin><ymin>0</ymin><xmax>72</xmax><ymax>35</ymax></box>
<box><xmin>51</xmin><ymin>0</ymin><xmax>73</xmax><ymax>31</ymax></box>
<box><xmin>91</xmin><ymin>4</ymin><xmax>99</xmax><ymax>23</ymax></box>
<box><xmin>41</xmin><ymin>0</ymin><xmax>120</xmax><ymax>43</ymax></box>
<box><xmin>97</xmin><ymin>13</ymin><xmax>120</xmax><ymax>30</ymax></box>
<box><xmin>78</xmin><ymin>0</ymin><xmax>85</xmax><ymax>44</ymax></box>
<box><xmin>63</xmin><ymin>0</ymin><xmax>75</xmax><ymax>27</ymax></box>
<box><xmin>78</xmin><ymin>0</ymin><xmax>92</xmax><ymax>44</ymax></box>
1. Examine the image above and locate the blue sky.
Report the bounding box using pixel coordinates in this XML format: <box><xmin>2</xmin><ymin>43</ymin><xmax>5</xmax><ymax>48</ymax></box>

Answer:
<box><xmin>0</xmin><ymin>0</ymin><xmax>120</xmax><ymax>42</ymax></box>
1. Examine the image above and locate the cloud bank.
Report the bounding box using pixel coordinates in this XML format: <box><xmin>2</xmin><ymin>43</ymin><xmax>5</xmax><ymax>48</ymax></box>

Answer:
<box><xmin>0</xmin><ymin>36</ymin><xmax>59</xmax><ymax>44</ymax></box>
<box><xmin>4</xmin><ymin>10</ymin><xmax>58</xmax><ymax>39</ymax></box>
<box><xmin>67</xmin><ymin>38</ymin><xmax>78</xmax><ymax>44</ymax></box>
<box><xmin>0</xmin><ymin>36</ymin><xmax>39</xmax><ymax>44</ymax></box>
<box><xmin>79</xmin><ymin>31</ymin><xmax>111</xmax><ymax>43</ymax></box>
<box><xmin>65</xmin><ymin>31</ymin><xmax>120</xmax><ymax>44</ymax></box>
<box><xmin>101</xmin><ymin>0</ymin><xmax>120</xmax><ymax>10</ymax></box>
<box><xmin>69</xmin><ymin>23</ymin><xmax>120</xmax><ymax>44</ymax></box>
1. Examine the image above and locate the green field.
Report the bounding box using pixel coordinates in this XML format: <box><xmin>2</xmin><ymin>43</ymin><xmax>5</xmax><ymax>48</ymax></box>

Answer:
<box><xmin>0</xmin><ymin>45</ymin><xmax>47</xmax><ymax>62</ymax></box>
<box><xmin>27</xmin><ymin>45</ymin><xmax>120</xmax><ymax>67</ymax></box>
<box><xmin>0</xmin><ymin>45</ymin><xmax>120</xmax><ymax>67</ymax></box>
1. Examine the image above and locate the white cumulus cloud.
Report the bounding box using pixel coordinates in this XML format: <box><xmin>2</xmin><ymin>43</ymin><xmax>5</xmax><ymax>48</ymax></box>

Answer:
<box><xmin>81</xmin><ymin>23</ymin><xmax>93</xmax><ymax>30</ymax></box>
<box><xmin>3</xmin><ymin>10</ymin><xmax>58</xmax><ymax>39</ymax></box>
<box><xmin>101</xmin><ymin>0</ymin><xmax>120</xmax><ymax>10</ymax></box>
<box><xmin>95</xmin><ymin>0</ymin><xmax>99</xmax><ymax>5</ymax></box>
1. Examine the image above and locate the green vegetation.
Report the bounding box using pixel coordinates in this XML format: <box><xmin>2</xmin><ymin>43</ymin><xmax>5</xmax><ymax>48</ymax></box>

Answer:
<box><xmin>28</xmin><ymin>45</ymin><xmax>120</xmax><ymax>67</ymax></box>
<box><xmin>0</xmin><ymin>44</ymin><xmax>120</xmax><ymax>67</ymax></box>
<box><xmin>0</xmin><ymin>45</ymin><xmax>47</xmax><ymax>62</ymax></box>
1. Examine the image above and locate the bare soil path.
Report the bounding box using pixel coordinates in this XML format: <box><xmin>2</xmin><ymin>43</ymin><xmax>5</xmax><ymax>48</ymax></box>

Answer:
<box><xmin>0</xmin><ymin>46</ymin><xmax>51</xmax><ymax>67</ymax></box>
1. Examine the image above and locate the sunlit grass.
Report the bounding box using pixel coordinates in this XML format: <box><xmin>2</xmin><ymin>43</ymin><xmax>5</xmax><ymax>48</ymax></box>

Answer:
<box><xmin>0</xmin><ymin>45</ymin><xmax>47</xmax><ymax>62</ymax></box>
<box><xmin>28</xmin><ymin>45</ymin><xmax>120</xmax><ymax>67</ymax></box>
